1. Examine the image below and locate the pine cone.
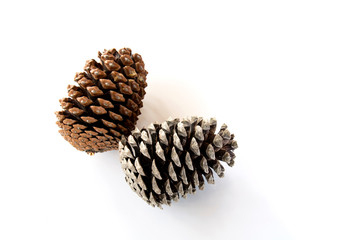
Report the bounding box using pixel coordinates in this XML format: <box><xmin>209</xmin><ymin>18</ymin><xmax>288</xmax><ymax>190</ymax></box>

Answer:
<box><xmin>56</xmin><ymin>48</ymin><xmax>148</xmax><ymax>154</ymax></box>
<box><xmin>119</xmin><ymin>117</ymin><xmax>237</xmax><ymax>208</ymax></box>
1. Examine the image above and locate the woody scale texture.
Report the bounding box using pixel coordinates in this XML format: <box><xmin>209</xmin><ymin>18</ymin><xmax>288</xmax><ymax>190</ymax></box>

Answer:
<box><xmin>56</xmin><ymin>48</ymin><xmax>148</xmax><ymax>154</ymax></box>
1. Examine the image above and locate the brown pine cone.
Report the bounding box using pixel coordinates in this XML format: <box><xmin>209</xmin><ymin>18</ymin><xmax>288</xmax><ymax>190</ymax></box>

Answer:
<box><xmin>119</xmin><ymin>117</ymin><xmax>237</xmax><ymax>208</ymax></box>
<box><xmin>56</xmin><ymin>48</ymin><xmax>148</xmax><ymax>154</ymax></box>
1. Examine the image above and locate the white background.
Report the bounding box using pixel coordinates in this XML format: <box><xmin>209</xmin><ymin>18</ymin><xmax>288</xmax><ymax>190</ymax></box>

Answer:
<box><xmin>0</xmin><ymin>1</ymin><xmax>359</xmax><ymax>239</ymax></box>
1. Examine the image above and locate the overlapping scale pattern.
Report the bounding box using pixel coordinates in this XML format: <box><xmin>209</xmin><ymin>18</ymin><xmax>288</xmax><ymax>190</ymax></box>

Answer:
<box><xmin>56</xmin><ymin>48</ymin><xmax>148</xmax><ymax>154</ymax></box>
<box><xmin>119</xmin><ymin>117</ymin><xmax>237</xmax><ymax>208</ymax></box>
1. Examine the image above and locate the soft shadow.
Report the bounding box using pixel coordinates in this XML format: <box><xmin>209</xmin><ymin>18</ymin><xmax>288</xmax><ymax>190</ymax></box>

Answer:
<box><xmin>136</xmin><ymin>77</ymin><xmax>210</xmax><ymax>127</ymax></box>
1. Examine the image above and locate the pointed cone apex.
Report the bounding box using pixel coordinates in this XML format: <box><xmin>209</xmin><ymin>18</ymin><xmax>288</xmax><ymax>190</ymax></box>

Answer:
<box><xmin>180</xmin><ymin>166</ymin><xmax>188</xmax><ymax>185</ymax></box>
<box><xmin>194</xmin><ymin>125</ymin><xmax>204</xmax><ymax>141</ymax></box>
<box><xmin>229</xmin><ymin>159</ymin><xmax>235</xmax><ymax>167</ymax></box>
<box><xmin>201</xmin><ymin>120</ymin><xmax>210</xmax><ymax>131</ymax></box>
<box><xmin>198</xmin><ymin>174</ymin><xmax>205</xmax><ymax>190</ymax></box>
<box><xmin>213</xmin><ymin>134</ymin><xmax>223</xmax><ymax>148</ymax></box>
<box><xmin>181</xmin><ymin>118</ymin><xmax>190</xmax><ymax>128</ymax></box>
<box><xmin>210</xmin><ymin>118</ymin><xmax>217</xmax><ymax>127</ymax></box>
<box><xmin>161</xmin><ymin>121</ymin><xmax>170</xmax><ymax>133</ymax></box>
<box><xmin>118</xmin><ymin>141</ymin><xmax>125</xmax><ymax>151</ymax></box>
<box><xmin>128</xmin><ymin>135</ymin><xmax>137</xmax><ymax>146</ymax></box>
<box><xmin>127</xmin><ymin>159</ymin><xmax>136</xmax><ymax>172</ymax></box>
<box><xmin>159</xmin><ymin>194</ymin><xmax>167</xmax><ymax>205</ymax></box>
<box><xmin>165</xmin><ymin>179</ymin><xmax>173</xmax><ymax>196</ymax></box>
<box><xmin>212</xmin><ymin>161</ymin><xmax>224</xmax><ymax>177</ymax></box>
<box><xmin>159</xmin><ymin>129</ymin><xmax>168</xmax><ymax>145</ymax></box>
<box><xmin>119</xmin><ymin>117</ymin><xmax>237</xmax><ymax>207</ymax></box>
<box><xmin>140</xmin><ymin>141</ymin><xmax>150</xmax><ymax>159</ymax></box>
<box><xmin>152</xmin><ymin>177</ymin><xmax>161</xmax><ymax>194</ymax></box>
<box><xmin>177</xmin><ymin>122</ymin><xmax>187</xmax><ymax>137</ymax></box>
<box><xmin>155</xmin><ymin>142</ymin><xmax>166</xmax><ymax>161</ymax></box>
<box><xmin>190</xmin><ymin>138</ymin><xmax>200</xmax><ymax>156</ymax></box>
<box><xmin>191</xmin><ymin>116</ymin><xmax>198</xmax><ymax>124</ymax></box>
<box><xmin>187</xmin><ymin>183</ymin><xmax>195</xmax><ymax>195</ymax></box>
<box><xmin>168</xmin><ymin>162</ymin><xmax>178</xmax><ymax>181</ymax></box>
<box><xmin>205</xmin><ymin>170</ymin><xmax>215</xmax><ymax>184</ymax></box>
<box><xmin>173</xmin><ymin>132</ymin><xmax>183</xmax><ymax>151</ymax></box>
<box><xmin>149</xmin><ymin>192</ymin><xmax>157</xmax><ymax>206</ymax></box>
<box><xmin>206</xmin><ymin>144</ymin><xmax>215</xmax><ymax>160</ymax></box>
<box><xmin>137</xmin><ymin>175</ymin><xmax>147</xmax><ymax>190</ymax></box>
<box><xmin>166</xmin><ymin>117</ymin><xmax>175</xmax><ymax>126</ymax></box>
<box><xmin>171</xmin><ymin>147</ymin><xmax>181</xmax><ymax>167</ymax></box>
<box><xmin>231</xmin><ymin>140</ymin><xmax>238</xmax><ymax>149</ymax></box>
<box><xmin>220</xmin><ymin>123</ymin><xmax>228</xmax><ymax>130</ymax></box>
<box><xmin>140</xmin><ymin>189</ymin><xmax>148</xmax><ymax>201</ymax></box>
<box><xmin>173</xmin><ymin>193</ymin><xmax>179</xmax><ymax>202</ymax></box>
<box><xmin>176</xmin><ymin>182</ymin><xmax>185</xmax><ymax>197</ymax></box>
<box><xmin>193</xmin><ymin>171</ymin><xmax>200</xmax><ymax>187</ymax></box>
<box><xmin>221</xmin><ymin>129</ymin><xmax>231</xmax><ymax>140</ymax></box>
<box><xmin>151</xmin><ymin>160</ymin><xmax>162</xmax><ymax>180</ymax></box>
<box><xmin>222</xmin><ymin>152</ymin><xmax>231</xmax><ymax>164</ymax></box>
<box><xmin>185</xmin><ymin>152</ymin><xmax>194</xmax><ymax>170</ymax></box>
<box><xmin>141</xmin><ymin>130</ymin><xmax>151</xmax><ymax>144</ymax></box>
<box><xmin>147</xmin><ymin>123</ymin><xmax>156</xmax><ymax>132</ymax></box>
<box><xmin>123</xmin><ymin>146</ymin><xmax>134</xmax><ymax>159</ymax></box>
<box><xmin>200</xmin><ymin>157</ymin><xmax>209</xmax><ymax>173</ymax></box>
<box><xmin>134</xmin><ymin>158</ymin><xmax>146</xmax><ymax>176</ymax></box>
<box><xmin>132</xmin><ymin>127</ymin><xmax>141</xmax><ymax>138</ymax></box>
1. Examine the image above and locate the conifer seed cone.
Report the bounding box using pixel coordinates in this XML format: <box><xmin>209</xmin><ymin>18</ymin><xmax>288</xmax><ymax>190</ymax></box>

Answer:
<box><xmin>56</xmin><ymin>48</ymin><xmax>148</xmax><ymax>154</ymax></box>
<box><xmin>119</xmin><ymin>117</ymin><xmax>237</xmax><ymax>208</ymax></box>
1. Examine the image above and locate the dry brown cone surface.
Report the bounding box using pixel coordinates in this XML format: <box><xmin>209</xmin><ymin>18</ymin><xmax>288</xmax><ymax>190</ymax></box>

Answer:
<box><xmin>56</xmin><ymin>48</ymin><xmax>148</xmax><ymax>154</ymax></box>
<box><xmin>119</xmin><ymin>117</ymin><xmax>237</xmax><ymax>208</ymax></box>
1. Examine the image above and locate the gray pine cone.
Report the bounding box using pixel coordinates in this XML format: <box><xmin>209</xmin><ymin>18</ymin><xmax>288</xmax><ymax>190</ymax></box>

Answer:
<box><xmin>119</xmin><ymin>117</ymin><xmax>238</xmax><ymax>208</ymax></box>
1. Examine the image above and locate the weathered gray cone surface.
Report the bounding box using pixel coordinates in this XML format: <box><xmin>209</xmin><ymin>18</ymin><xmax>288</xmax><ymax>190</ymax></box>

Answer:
<box><xmin>119</xmin><ymin>117</ymin><xmax>238</xmax><ymax>208</ymax></box>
